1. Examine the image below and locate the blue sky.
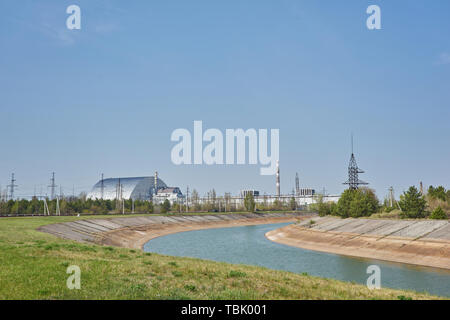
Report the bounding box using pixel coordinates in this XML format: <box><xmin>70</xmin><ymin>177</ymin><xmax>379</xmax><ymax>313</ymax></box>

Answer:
<box><xmin>0</xmin><ymin>0</ymin><xmax>449</xmax><ymax>199</ymax></box>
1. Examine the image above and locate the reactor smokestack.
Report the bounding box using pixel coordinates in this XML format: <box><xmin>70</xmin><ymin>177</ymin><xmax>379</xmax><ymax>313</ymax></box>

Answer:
<box><xmin>276</xmin><ymin>160</ymin><xmax>280</xmax><ymax>198</ymax></box>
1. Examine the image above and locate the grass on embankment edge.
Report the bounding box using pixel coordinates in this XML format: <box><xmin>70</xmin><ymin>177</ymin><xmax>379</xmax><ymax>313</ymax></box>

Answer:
<box><xmin>0</xmin><ymin>215</ymin><xmax>444</xmax><ymax>300</ymax></box>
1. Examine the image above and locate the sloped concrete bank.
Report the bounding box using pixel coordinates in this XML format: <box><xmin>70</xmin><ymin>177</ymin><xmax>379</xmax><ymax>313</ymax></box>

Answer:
<box><xmin>266</xmin><ymin>217</ymin><xmax>450</xmax><ymax>270</ymax></box>
<box><xmin>39</xmin><ymin>213</ymin><xmax>306</xmax><ymax>250</ymax></box>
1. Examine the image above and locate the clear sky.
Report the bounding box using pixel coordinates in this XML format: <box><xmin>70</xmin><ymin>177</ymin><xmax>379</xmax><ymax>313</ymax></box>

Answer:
<box><xmin>0</xmin><ymin>0</ymin><xmax>449</xmax><ymax>199</ymax></box>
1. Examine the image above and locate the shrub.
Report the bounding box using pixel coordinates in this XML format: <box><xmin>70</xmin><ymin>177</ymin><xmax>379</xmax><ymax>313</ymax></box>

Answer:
<box><xmin>228</xmin><ymin>270</ymin><xmax>247</xmax><ymax>278</ymax></box>
<box><xmin>184</xmin><ymin>284</ymin><xmax>196</xmax><ymax>292</ymax></box>
<box><xmin>430</xmin><ymin>207</ymin><xmax>447</xmax><ymax>220</ymax></box>
<box><xmin>172</xmin><ymin>271</ymin><xmax>183</xmax><ymax>277</ymax></box>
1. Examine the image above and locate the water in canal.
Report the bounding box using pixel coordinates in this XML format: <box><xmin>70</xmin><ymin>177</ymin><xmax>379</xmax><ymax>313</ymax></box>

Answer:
<box><xmin>143</xmin><ymin>223</ymin><xmax>450</xmax><ymax>297</ymax></box>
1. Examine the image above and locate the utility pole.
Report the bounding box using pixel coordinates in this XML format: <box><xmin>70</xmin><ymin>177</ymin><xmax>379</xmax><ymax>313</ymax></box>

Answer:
<box><xmin>7</xmin><ymin>173</ymin><xmax>18</xmax><ymax>200</ymax></box>
<box><xmin>122</xmin><ymin>191</ymin><xmax>125</xmax><ymax>215</ymax></box>
<box><xmin>56</xmin><ymin>196</ymin><xmax>61</xmax><ymax>216</ymax></box>
<box><xmin>43</xmin><ymin>198</ymin><xmax>50</xmax><ymax>216</ymax></box>
<box><xmin>116</xmin><ymin>178</ymin><xmax>123</xmax><ymax>213</ymax></box>
<box><xmin>388</xmin><ymin>187</ymin><xmax>395</xmax><ymax>208</ymax></box>
<box><xmin>48</xmin><ymin>172</ymin><xmax>57</xmax><ymax>200</ymax></box>
<box><xmin>186</xmin><ymin>186</ymin><xmax>189</xmax><ymax>213</ymax></box>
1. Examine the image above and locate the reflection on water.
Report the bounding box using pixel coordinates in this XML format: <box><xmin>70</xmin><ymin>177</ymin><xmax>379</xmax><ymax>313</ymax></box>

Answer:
<box><xmin>143</xmin><ymin>223</ymin><xmax>450</xmax><ymax>297</ymax></box>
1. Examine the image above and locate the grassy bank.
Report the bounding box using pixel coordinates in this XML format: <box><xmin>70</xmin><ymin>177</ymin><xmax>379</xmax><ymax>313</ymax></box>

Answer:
<box><xmin>0</xmin><ymin>215</ymin><xmax>442</xmax><ymax>299</ymax></box>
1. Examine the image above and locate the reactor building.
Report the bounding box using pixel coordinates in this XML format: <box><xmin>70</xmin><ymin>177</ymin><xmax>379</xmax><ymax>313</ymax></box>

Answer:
<box><xmin>87</xmin><ymin>175</ymin><xmax>168</xmax><ymax>201</ymax></box>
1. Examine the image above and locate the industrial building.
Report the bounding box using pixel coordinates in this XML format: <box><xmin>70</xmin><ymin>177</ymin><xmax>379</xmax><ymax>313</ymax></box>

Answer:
<box><xmin>240</xmin><ymin>190</ymin><xmax>260</xmax><ymax>198</ymax></box>
<box><xmin>192</xmin><ymin>194</ymin><xmax>339</xmax><ymax>210</ymax></box>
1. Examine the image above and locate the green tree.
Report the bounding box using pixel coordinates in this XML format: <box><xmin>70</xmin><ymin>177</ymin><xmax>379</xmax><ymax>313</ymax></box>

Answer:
<box><xmin>336</xmin><ymin>190</ymin><xmax>355</xmax><ymax>218</ymax></box>
<box><xmin>337</xmin><ymin>188</ymin><xmax>379</xmax><ymax>218</ymax></box>
<box><xmin>11</xmin><ymin>201</ymin><xmax>19</xmax><ymax>214</ymax></box>
<box><xmin>430</xmin><ymin>206</ymin><xmax>447</xmax><ymax>220</ymax></box>
<box><xmin>272</xmin><ymin>200</ymin><xmax>282</xmax><ymax>211</ymax></box>
<box><xmin>315</xmin><ymin>195</ymin><xmax>331</xmax><ymax>217</ymax></box>
<box><xmin>399</xmin><ymin>186</ymin><xmax>427</xmax><ymax>219</ymax></box>
<box><xmin>428</xmin><ymin>186</ymin><xmax>447</xmax><ymax>202</ymax></box>
<box><xmin>161</xmin><ymin>199</ymin><xmax>171</xmax><ymax>213</ymax></box>
<box><xmin>244</xmin><ymin>192</ymin><xmax>256</xmax><ymax>213</ymax></box>
<box><xmin>146</xmin><ymin>201</ymin><xmax>154</xmax><ymax>213</ymax></box>
<box><xmin>289</xmin><ymin>197</ymin><xmax>297</xmax><ymax>211</ymax></box>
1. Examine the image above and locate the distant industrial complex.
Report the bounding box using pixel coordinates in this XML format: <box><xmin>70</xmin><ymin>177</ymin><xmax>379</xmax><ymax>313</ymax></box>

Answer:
<box><xmin>86</xmin><ymin>159</ymin><xmax>341</xmax><ymax>208</ymax></box>
<box><xmin>3</xmin><ymin>139</ymin><xmax>366</xmax><ymax>208</ymax></box>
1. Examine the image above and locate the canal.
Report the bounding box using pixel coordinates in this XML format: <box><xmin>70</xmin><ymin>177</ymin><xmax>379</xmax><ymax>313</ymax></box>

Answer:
<box><xmin>143</xmin><ymin>223</ymin><xmax>450</xmax><ymax>297</ymax></box>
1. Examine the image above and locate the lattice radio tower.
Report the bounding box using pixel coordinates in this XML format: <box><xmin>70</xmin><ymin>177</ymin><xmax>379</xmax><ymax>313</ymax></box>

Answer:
<box><xmin>7</xmin><ymin>173</ymin><xmax>18</xmax><ymax>200</ymax></box>
<box><xmin>343</xmin><ymin>135</ymin><xmax>368</xmax><ymax>190</ymax></box>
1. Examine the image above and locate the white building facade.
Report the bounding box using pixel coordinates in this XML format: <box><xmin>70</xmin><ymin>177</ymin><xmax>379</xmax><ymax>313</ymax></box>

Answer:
<box><xmin>153</xmin><ymin>187</ymin><xmax>184</xmax><ymax>204</ymax></box>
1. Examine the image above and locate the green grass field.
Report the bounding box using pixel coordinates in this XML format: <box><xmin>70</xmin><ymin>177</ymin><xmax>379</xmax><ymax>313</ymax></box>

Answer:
<box><xmin>0</xmin><ymin>215</ymin><xmax>443</xmax><ymax>300</ymax></box>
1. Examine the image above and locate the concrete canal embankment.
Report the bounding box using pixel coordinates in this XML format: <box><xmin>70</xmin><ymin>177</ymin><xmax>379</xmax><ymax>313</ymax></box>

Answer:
<box><xmin>39</xmin><ymin>213</ymin><xmax>306</xmax><ymax>250</ymax></box>
<box><xmin>266</xmin><ymin>217</ymin><xmax>450</xmax><ymax>270</ymax></box>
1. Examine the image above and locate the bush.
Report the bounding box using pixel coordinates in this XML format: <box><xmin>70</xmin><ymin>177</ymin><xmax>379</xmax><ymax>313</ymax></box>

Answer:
<box><xmin>228</xmin><ymin>270</ymin><xmax>247</xmax><ymax>278</ymax></box>
<box><xmin>399</xmin><ymin>186</ymin><xmax>427</xmax><ymax>219</ymax></box>
<box><xmin>430</xmin><ymin>207</ymin><xmax>447</xmax><ymax>220</ymax></box>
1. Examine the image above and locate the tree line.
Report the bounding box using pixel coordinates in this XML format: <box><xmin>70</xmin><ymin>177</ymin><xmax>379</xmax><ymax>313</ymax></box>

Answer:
<box><xmin>315</xmin><ymin>185</ymin><xmax>449</xmax><ymax>220</ymax></box>
<box><xmin>0</xmin><ymin>197</ymin><xmax>154</xmax><ymax>216</ymax></box>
